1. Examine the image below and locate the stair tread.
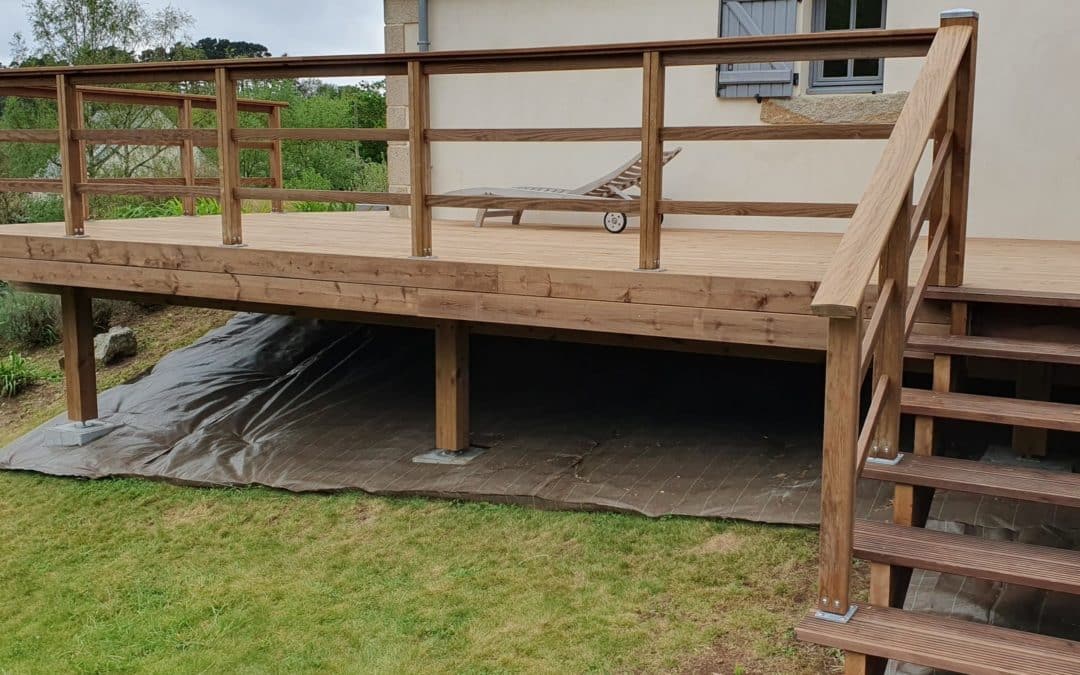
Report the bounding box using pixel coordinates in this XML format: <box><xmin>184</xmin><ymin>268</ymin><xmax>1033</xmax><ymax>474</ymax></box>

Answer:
<box><xmin>902</xmin><ymin>388</ymin><xmax>1080</xmax><ymax>433</ymax></box>
<box><xmin>926</xmin><ymin>285</ymin><xmax>1080</xmax><ymax>309</ymax></box>
<box><xmin>863</xmin><ymin>454</ymin><xmax>1080</xmax><ymax>508</ymax></box>
<box><xmin>797</xmin><ymin>605</ymin><xmax>1080</xmax><ymax>674</ymax></box>
<box><xmin>854</xmin><ymin>520</ymin><xmax>1080</xmax><ymax>595</ymax></box>
<box><xmin>908</xmin><ymin>333</ymin><xmax>1080</xmax><ymax>366</ymax></box>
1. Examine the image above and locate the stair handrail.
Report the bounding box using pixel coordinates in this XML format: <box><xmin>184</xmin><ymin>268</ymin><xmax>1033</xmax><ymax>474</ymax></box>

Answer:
<box><xmin>811</xmin><ymin>9</ymin><xmax>978</xmax><ymax>623</ymax></box>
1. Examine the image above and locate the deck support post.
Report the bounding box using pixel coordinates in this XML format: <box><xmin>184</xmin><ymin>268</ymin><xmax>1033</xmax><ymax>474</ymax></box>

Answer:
<box><xmin>817</xmin><ymin>315</ymin><xmax>862</xmax><ymax>620</ymax></box>
<box><xmin>940</xmin><ymin>9</ymin><xmax>978</xmax><ymax>286</ymax></box>
<box><xmin>408</xmin><ymin>60</ymin><xmax>433</xmax><ymax>257</ymax></box>
<box><xmin>56</xmin><ymin>74</ymin><xmax>86</xmax><ymax>237</ymax></box>
<box><xmin>638</xmin><ymin>51</ymin><xmax>665</xmax><ymax>270</ymax></box>
<box><xmin>215</xmin><ymin>67</ymin><xmax>243</xmax><ymax>245</ymax></box>
<box><xmin>60</xmin><ymin>287</ymin><xmax>97</xmax><ymax>422</ymax></box>
<box><xmin>179</xmin><ymin>99</ymin><xmax>196</xmax><ymax>216</ymax></box>
<box><xmin>268</xmin><ymin>106</ymin><xmax>285</xmax><ymax>213</ymax></box>
<box><xmin>434</xmin><ymin>320</ymin><xmax>469</xmax><ymax>452</ymax></box>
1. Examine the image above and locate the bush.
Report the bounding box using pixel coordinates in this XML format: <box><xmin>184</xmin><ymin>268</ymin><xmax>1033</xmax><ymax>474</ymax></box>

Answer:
<box><xmin>0</xmin><ymin>292</ymin><xmax>60</xmax><ymax>349</ymax></box>
<box><xmin>24</xmin><ymin>195</ymin><xmax>65</xmax><ymax>223</ymax></box>
<box><xmin>0</xmin><ymin>352</ymin><xmax>42</xmax><ymax>397</ymax></box>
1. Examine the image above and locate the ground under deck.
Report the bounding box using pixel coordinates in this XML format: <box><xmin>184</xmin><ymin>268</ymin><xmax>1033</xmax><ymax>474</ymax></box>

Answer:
<box><xmin>1</xmin><ymin>211</ymin><xmax>1077</xmax><ymax>351</ymax></box>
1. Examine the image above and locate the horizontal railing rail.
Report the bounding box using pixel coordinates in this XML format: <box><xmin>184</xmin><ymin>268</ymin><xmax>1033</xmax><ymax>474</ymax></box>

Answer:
<box><xmin>809</xmin><ymin>11</ymin><xmax>978</xmax><ymax>623</ymax></box>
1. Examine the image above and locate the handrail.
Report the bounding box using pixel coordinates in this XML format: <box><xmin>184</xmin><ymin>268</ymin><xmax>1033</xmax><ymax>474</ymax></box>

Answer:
<box><xmin>0</xmin><ymin>83</ymin><xmax>287</xmax><ymax>113</ymax></box>
<box><xmin>810</xmin><ymin>25</ymin><xmax>973</xmax><ymax>318</ymax></box>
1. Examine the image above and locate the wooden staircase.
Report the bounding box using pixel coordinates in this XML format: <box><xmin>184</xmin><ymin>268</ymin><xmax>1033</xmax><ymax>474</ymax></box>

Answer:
<box><xmin>798</xmin><ymin>293</ymin><xmax>1080</xmax><ymax>673</ymax></box>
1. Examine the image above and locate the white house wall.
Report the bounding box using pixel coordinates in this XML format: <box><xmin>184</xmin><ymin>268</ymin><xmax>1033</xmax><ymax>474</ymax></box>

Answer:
<box><xmin>418</xmin><ymin>0</ymin><xmax>1079</xmax><ymax>239</ymax></box>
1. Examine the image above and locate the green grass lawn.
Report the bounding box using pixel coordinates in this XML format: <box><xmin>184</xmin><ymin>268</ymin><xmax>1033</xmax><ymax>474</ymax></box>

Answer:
<box><xmin>0</xmin><ymin>473</ymin><xmax>839</xmax><ymax>673</ymax></box>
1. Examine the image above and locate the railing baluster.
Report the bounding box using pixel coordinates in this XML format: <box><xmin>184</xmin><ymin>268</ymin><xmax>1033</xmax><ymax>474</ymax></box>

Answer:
<box><xmin>179</xmin><ymin>99</ymin><xmax>196</xmax><ymax>216</ymax></box>
<box><xmin>408</xmin><ymin>60</ymin><xmax>432</xmax><ymax>258</ymax></box>
<box><xmin>268</xmin><ymin>106</ymin><xmax>285</xmax><ymax>213</ymax></box>
<box><xmin>870</xmin><ymin>185</ymin><xmax>912</xmax><ymax>462</ymax></box>
<box><xmin>818</xmin><ymin>315</ymin><xmax>862</xmax><ymax>620</ymax></box>
<box><xmin>214</xmin><ymin>67</ymin><xmax>243</xmax><ymax>245</ymax></box>
<box><xmin>638</xmin><ymin>51</ymin><xmax>664</xmax><ymax>270</ymax></box>
<box><xmin>56</xmin><ymin>74</ymin><xmax>86</xmax><ymax>236</ymax></box>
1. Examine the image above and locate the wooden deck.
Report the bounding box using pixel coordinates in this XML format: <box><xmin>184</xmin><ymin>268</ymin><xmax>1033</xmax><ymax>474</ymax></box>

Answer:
<box><xmin>1</xmin><ymin>211</ymin><xmax>1077</xmax><ymax>353</ymax></box>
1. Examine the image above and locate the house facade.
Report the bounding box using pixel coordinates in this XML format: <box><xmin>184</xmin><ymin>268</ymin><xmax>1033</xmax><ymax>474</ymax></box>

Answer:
<box><xmin>384</xmin><ymin>0</ymin><xmax>1078</xmax><ymax>240</ymax></box>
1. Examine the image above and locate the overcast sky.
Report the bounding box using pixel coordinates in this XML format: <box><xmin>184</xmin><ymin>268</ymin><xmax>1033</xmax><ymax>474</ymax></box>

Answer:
<box><xmin>0</xmin><ymin>0</ymin><xmax>385</xmax><ymax>65</ymax></box>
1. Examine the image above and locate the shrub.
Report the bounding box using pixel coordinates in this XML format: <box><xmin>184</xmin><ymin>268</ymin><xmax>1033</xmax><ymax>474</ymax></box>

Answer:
<box><xmin>355</xmin><ymin>160</ymin><xmax>388</xmax><ymax>193</ymax></box>
<box><xmin>24</xmin><ymin>195</ymin><xmax>65</xmax><ymax>223</ymax></box>
<box><xmin>0</xmin><ymin>352</ymin><xmax>42</xmax><ymax>397</ymax></box>
<box><xmin>0</xmin><ymin>292</ymin><xmax>60</xmax><ymax>349</ymax></box>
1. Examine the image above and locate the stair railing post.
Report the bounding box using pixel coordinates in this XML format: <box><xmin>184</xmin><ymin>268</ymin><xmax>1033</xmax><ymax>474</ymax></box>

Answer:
<box><xmin>939</xmin><ymin>9</ymin><xmax>978</xmax><ymax>286</ymax></box>
<box><xmin>869</xmin><ymin>186</ymin><xmax>912</xmax><ymax>463</ymax></box>
<box><xmin>817</xmin><ymin>315</ymin><xmax>862</xmax><ymax>621</ymax></box>
<box><xmin>638</xmin><ymin>50</ymin><xmax>664</xmax><ymax>271</ymax></box>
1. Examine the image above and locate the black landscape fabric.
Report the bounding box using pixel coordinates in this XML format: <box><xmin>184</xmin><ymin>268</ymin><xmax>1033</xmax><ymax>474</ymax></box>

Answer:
<box><xmin>1</xmin><ymin>313</ymin><xmax>895</xmax><ymax>523</ymax></box>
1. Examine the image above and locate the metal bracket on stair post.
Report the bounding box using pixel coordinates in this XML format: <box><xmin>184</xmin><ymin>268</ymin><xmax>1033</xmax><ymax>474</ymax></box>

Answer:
<box><xmin>814</xmin><ymin>604</ymin><xmax>858</xmax><ymax>624</ymax></box>
<box><xmin>866</xmin><ymin>442</ymin><xmax>904</xmax><ymax>466</ymax></box>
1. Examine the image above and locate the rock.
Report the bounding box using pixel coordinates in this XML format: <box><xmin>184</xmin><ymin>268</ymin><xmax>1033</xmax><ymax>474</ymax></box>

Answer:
<box><xmin>94</xmin><ymin>326</ymin><xmax>137</xmax><ymax>366</ymax></box>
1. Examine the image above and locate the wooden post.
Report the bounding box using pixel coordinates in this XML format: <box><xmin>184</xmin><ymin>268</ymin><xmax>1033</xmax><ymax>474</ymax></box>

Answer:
<box><xmin>268</xmin><ymin>106</ymin><xmax>285</xmax><ymax>213</ymax></box>
<box><xmin>1013</xmin><ymin>363</ymin><xmax>1052</xmax><ymax>456</ymax></box>
<box><xmin>435</xmin><ymin>320</ymin><xmax>469</xmax><ymax>451</ymax></box>
<box><xmin>638</xmin><ymin>51</ymin><xmax>665</xmax><ymax>270</ymax></box>
<box><xmin>870</xmin><ymin>187</ymin><xmax>911</xmax><ymax>462</ymax></box>
<box><xmin>408</xmin><ymin>60</ymin><xmax>432</xmax><ymax>257</ymax></box>
<box><xmin>56</xmin><ymin>74</ymin><xmax>86</xmax><ymax>237</ymax></box>
<box><xmin>940</xmin><ymin>10</ymin><xmax>978</xmax><ymax>286</ymax></box>
<box><xmin>214</xmin><ymin>68</ymin><xmax>243</xmax><ymax>245</ymax></box>
<box><xmin>817</xmin><ymin>316</ymin><xmax>862</xmax><ymax>619</ymax></box>
<box><xmin>60</xmin><ymin>287</ymin><xmax>97</xmax><ymax>422</ymax></box>
<box><xmin>179</xmin><ymin>99</ymin><xmax>196</xmax><ymax>216</ymax></box>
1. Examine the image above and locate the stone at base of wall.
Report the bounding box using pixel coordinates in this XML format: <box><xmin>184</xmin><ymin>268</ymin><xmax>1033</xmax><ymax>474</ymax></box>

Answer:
<box><xmin>761</xmin><ymin>92</ymin><xmax>909</xmax><ymax>125</ymax></box>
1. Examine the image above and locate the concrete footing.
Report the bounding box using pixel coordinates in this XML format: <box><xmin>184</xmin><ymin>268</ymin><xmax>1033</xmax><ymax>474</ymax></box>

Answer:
<box><xmin>44</xmin><ymin>420</ymin><xmax>118</xmax><ymax>447</ymax></box>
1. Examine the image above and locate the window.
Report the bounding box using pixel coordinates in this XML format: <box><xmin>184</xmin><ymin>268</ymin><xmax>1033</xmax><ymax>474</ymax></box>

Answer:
<box><xmin>810</xmin><ymin>0</ymin><xmax>887</xmax><ymax>93</ymax></box>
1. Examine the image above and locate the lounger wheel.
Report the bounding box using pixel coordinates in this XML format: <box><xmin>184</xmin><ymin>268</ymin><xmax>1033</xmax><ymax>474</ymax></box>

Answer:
<box><xmin>602</xmin><ymin>212</ymin><xmax>628</xmax><ymax>234</ymax></box>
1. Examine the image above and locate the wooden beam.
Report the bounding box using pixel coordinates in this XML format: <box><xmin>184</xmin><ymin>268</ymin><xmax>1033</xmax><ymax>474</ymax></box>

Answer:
<box><xmin>179</xmin><ymin>99</ymin><xmax>196</xmax><ymax>216</ymax></box>
<box><xmin>1013</xmin><ymin>362</ymin><xmax>1052</xmax><ymax>456</ymax></box>
<box><xmin>59</xmin><ymin>287</ymin><xmax>97</xmax><ymax>422</ymax></box>
<box><xmin>661</xmin><ymin>200</ymin><xmax>855</xmax><ymax>218</ymax></box>
<box><xmin>267</xmin><ymin>107</ymin><xmax>285</xmax><ymax>213</ymax></box>
<box><xmin>408</xmin><ymin>61</ymin><xmax>432</xmax><ymax>257</ymax></box>
<box><xmin>0</xmin><ymin>179</ymin><xmax>63</xmax><ymax>193</ymax></box>
<box><xmin>663</xmin><ymin>123</ymin><xmax>893</xmax><ymax>141</ymax></box>
<box><xmin>76</xmin><ymin>89</ymin><xmax>90</xmax><ymax>223</ymax></box>
<box><xmin>434</xmin><ymin>320</ymin><xmax>470</xmax><ymax>452</ymax></box>
<box><xmin>233</xmin><ymin>127</ymin><xmax>408</xmax><ymax>142</ymax></box>
<box><xmin>639</xmin><ymin>51</ymin><xmax>665</xmax><ymax>270</ymax></box>
<box><xmin>235</xmin><ymin>188</ymin><xmax>410</xmax><ymax>205</ymax></box>
<box><xmin>0</xmin><ymin>129</ymin><xmax>59</xmax><ymax>143</ymax></box>
<box><xmin>426</xmin><ymin>194</ymin><xmax>637</xmax><ymax>213</ymax></box>
<box><xmin>426</xmin><ymin>127</ymin><xmax>639</xmax><ymax>142</ymax></box>
<box><xmin>214</xmin><ymin>68</ymin><xmax>243</xmax><ymax>246</ymax></box>
<box><xmin>55</xmin><ymin>74</ymin><xmax>86</xmax><ymax>236</ymax></box>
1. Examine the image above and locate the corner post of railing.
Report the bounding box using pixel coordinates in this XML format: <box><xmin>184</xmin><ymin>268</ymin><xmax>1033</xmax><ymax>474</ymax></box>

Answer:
<box><xmin>179</xmin><ymin>98</ymin><xmax>196</xmax><ymax>216</ymax></box>
<box><xmin>55</xmin><ymin>74</ymin><xmax>86</xmax><ymax>237</ymax></box>
<box><xmin>407</xmin><ymin>60</ymin><xmax>433</xmax><ymax>258</ymax></box>
<box><xmin>215</xmin><ymin>67</ymin><xmax>243</xmax><ymax>245</ymax></box>
<box><xmin>268</xmin><ymin>106</ymin><xmax>285</xmax><ymax>213</ymax></box>
<box><xmin>870</xmin><ymin>186</ymin><xmax>912</xmax><ymax>463</ymax></box>
<box><xmin>638</xmin><ymin>50</ymin><xmax>665</xmax><ymax>271</ymax></box>
<box><xmin>940</xmin><ymin>9</ymin><xmax>979</xmax><ymax>286</ymax></box>
<box><xmin>817</xmin><ymin>313</ymin><xmax>862</xmax><ymax>622</ymax></box>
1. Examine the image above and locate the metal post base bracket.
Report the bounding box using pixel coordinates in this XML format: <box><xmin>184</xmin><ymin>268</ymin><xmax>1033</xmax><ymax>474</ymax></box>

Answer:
<box><xmin>866</xmin><ymin>453</ymin><xmax>904</xmax><ymax>466</ymax></box>
<box><xmin>44</xmin><ymin>420</ymin><xmax>118</xmax><ymax>447</ymax></box>
<box><xmin>814</xmin><ymin>604</ymin><xmax>858</xmax><ymax>624</ymax></box>
<box><xmin>413</xmin><ymin>446</ymin><xmax>486</xmax><ymax>465</ymax></box>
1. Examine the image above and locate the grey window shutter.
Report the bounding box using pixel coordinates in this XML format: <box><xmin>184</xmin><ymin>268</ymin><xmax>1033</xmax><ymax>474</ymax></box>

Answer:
<box><xmin>717</xmin><ymin>0</ymin><xmax>798</xmax><ymax>99</ymax></box>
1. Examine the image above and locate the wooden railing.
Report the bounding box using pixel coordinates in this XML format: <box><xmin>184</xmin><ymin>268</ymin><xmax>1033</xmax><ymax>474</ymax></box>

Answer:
<box><xmin>0</xmin><ymin>84</ymin><xmax>287</xmax><ymax>219</ymax></box>
<box><xmin>0</xmin><ymin>28</ymin><xmax>939</xmax><ymax>261</ymax></box>
<box><xmin>809</xmin><ymin>10</ymin><xmax>978</xmax><ymax>621</ymax></box>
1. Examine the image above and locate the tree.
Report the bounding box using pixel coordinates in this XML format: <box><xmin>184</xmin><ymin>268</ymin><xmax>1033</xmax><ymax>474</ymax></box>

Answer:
<box><xmin>10</xmin><ymin>0</ymin><xmax>192</xmax><ymax>66</ymax></box>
